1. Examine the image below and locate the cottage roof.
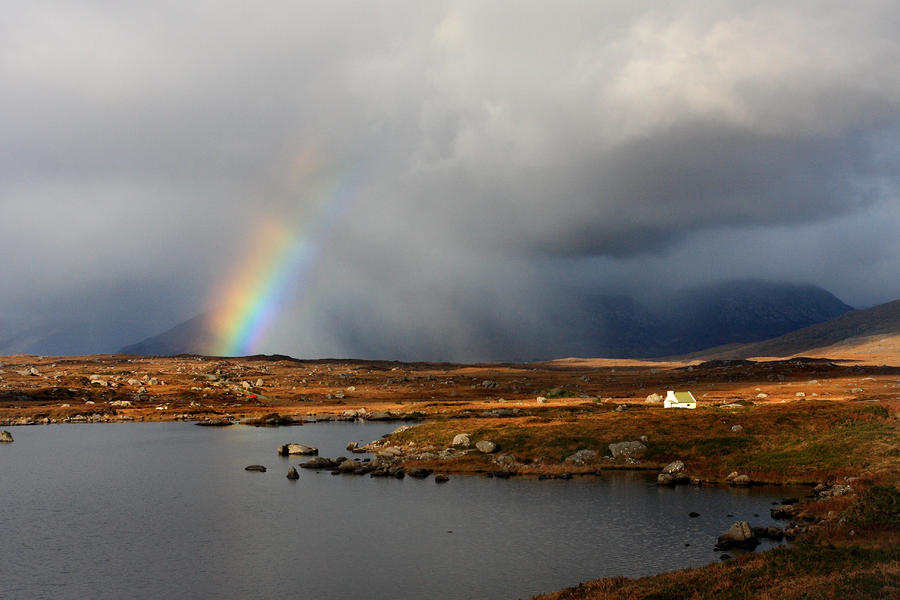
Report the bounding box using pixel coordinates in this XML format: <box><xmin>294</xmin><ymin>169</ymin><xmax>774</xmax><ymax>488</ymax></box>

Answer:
<box><xmin>672</xmin><ymin>392</ymin><xmax>695</xmax><ymax>403</ymax></box>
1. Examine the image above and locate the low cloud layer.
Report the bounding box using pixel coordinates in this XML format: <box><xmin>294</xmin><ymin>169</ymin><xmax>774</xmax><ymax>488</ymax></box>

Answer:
<box><xmin>2</xmin><ymin>1</ymin><xmax>899</xmax><ymax>357</ymax></box>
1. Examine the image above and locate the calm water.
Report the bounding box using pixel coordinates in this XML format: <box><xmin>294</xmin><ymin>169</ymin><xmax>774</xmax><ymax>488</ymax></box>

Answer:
<box><xmin>1</xmin><ymin>423</ymin><xmax>797</xmax><ymax>599</ymax></box>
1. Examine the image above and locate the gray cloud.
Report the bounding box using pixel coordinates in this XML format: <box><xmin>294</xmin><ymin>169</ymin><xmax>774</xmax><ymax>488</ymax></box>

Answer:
<box><xmin>1</xmin><ymin>1</ymin><xmax>899</xmax><ymax>357</ymax></box>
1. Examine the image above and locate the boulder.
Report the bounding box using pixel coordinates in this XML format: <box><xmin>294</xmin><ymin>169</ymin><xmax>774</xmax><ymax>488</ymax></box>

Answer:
<box><xmin>366</xmin><ymin>411</ymin><xmax>400</xmax><ymax>421</ymax></box>
<box><xmin>0</xmin><ymin>430</ymin><xmax>13</xmax><ymax>443</ymax></box>
<box><xmin>715</xmin><ymin>521</ymin><xmax>759</xmax><ymax>550</ymax></box>
<box><xmin>286</xmin><ymin>466</ymin><xmax>299</xmax><ymax>480</ymax></box>
<box><xmin>338</xmin><ymin>459</ymin><xmax>359</xmax><ymax>473</ymax></box>
<box><xmin>244</xmin><ymin>465</ymin><xmax>266</xmax><ymax>472</ymax></box>
<box><xmin>536</xmin><ymin>396</ymin><xmax>547</xmax><ymax>404</ymax></box>
<box><xmin>493</xmin><ymin>469</ymin><xmax>512</xmax><ymax>478</ymax></box>
<box><xmin>662</xmin><ymin>460</ymin><xmax>685</xmax><ymax>475</ymax></box>
<box><xmin>475</xmin><ymin>440</ymin><xmax>498</xmax><ymax>454</ymax></box>
<box><xmin>770</xmin><ymin>504</ymin><xmax>800</xmax><ymax>519</ymax></box>
<box><xmin>346</xmin><ymin>441</ymin><xmax>359</xmax><ymax>452</ymax></box>
<box><xmin>565</xmin><ymin>449</ymin><xmax>597</xmax><ymax>465</ymax></box>
<box><xmin>731</xmin><ymin>425</ymin><xmax>743</xmax><ymax>432</ymax></box>
<box><xmin>408</xmin><ymin>467</ymin><xmax>432</xmax><ymax>479</ymax></box>
<box><xmin>434</xmin><ymin>474</ymin><xmax>450</xmax><ymax>483</ymax></box>
<box><xmin>657</xmin><ymin>473</ymin><xmax>674</xmax><ymax>486</ymax></box>
<box><xmin>608</xmin><ymin>440</ymin><xmax>647</xmax><ymax>459</ymax></box>
<box><xmin>731</xmin><ymin>474</ymin><xmax>751</xmax><ymax>486</ymax></box>
<box><xmin>300</xmin><ymin>457</ymin><xmax>338</xmax><ymax>470</ymax></box>
<box><xmin>645</xmin><ymin>393</ymin><xmax>662</xmax><ymax>403</ymax></box>
<box><xmin>278</xmin><ymin>443</ymin><xmax>319</xmax><ymax>456</ymax></box>
<box><xmin>452</xmin><ymin>433</ymin><xmax>471</xmax><ymax>447</ymax></box>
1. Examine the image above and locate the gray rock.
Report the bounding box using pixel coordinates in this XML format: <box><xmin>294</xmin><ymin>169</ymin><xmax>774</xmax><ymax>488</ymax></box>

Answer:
<box><xmin>645</xmin><ymin>393</ymin><xmax>662</xmax><ymax>403</ymax></box>
<box><xmin>255</xmin><ymin>378</ymin><xmax>264</xmax><ymax>387</ymax></box>
<box><xmin>434</xmin><ymin>474</ymin><xmax>450</xmax><ymax>483</ymax></box>
<box><xmin>565</xmin><ymin>449</ymin><xmax>597</xmax><ymax>465</ymax></box>
<box><xmin>608</xmin><ymin>440</ymin><xmax>647</xmax><ymax>459</ymax></box>
<box><xmin>408</xmin><ymin>467</ymin><xmax>432</xmax><ymax>478</ymax></box>
<box><xmin>662</xmin><ymin>460</ymin><xmax>684</xmax><ymax>475</ymax></box>
<box><xmin>657</xmin><ymin>473</ymin><xmax>674</xmax><ymax>486</ymax></box>
<box><xmin>731</xmin><ymin>474</ymin><xmax>751</xmax><ymax>486</ymax></box>
<box><xmin>715</xmin><ymin>521</ymin><xmax>759</xmax><ymax>550</ymax></box>
<box><xmin>244</xmin><ymin>465</ymin><xmax>266</xmax><ymax>472</ymax></box>
<box><xmin>286</xmin><ymin>466</ymin><xmax>299</xmax><ymax>480</ymax></box>
<box><xmin>731</xmin><ymin>425</ymin><xmax>744</xmax><ymax>432</ymax></box>
<box><xmin>366</xmin><ymin>411</ymin><xmax>400</xmax><ymax>421</ymax></box>
<box><xmin>300</xmin><ymin>457</ymin><xmax>338</xmax><ymax>470</ymax></box>
<box><xmin>770</xmin><ymin>504</ymin><xmax>799</xmax><ymax>519</ymax></box>
<box><xmin>278</xmin><ymin>443</ymin><xmax>319</xmax><ymax>456</ymax></box>
<box><xmin>346</xmin><ymin>441</ymin><xmax>359</xmax><ymax>452</ymax></box>
<box><xmin>475</xmin><ymin>440</ymin><xmax>498</xmax><ymax>453</ymax></box>
<box><xmin>338</xmin><ymin>459</ymin><xmax>359</xmax><ymax>473</ymax></box>
<box><xmin>0</xmin><ymin>430</ymin><xmax>13</xmax><ymax>443</ymax></box>
<box><xmin>481</xmin><ymin>380</ymin><xmax>498</xmax><ymax>389</ymax></box>
<box><xmin>452</xmin><ymin>433</ymin><xmax>471</xmax><ymax>447</ymax></box>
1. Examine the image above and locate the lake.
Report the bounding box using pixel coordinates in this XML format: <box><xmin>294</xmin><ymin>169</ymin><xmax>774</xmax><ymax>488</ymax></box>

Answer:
<box><xmin>0</xmin><ymin>422</ymin><xmax>798</xmax><ymax>599</ymax></box>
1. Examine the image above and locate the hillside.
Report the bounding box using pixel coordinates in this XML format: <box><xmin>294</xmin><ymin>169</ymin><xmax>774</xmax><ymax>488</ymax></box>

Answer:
<box><xmin>688</xmin><ymin>299</ymin><xmax>900</xmax><ymax>364</ymax></box>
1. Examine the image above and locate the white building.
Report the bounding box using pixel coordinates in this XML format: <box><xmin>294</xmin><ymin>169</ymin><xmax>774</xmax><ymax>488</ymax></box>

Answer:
<box><xmin>664</xmin><ymin>390</ymin><xmax>696</xmax><ymax>409</ymax></box>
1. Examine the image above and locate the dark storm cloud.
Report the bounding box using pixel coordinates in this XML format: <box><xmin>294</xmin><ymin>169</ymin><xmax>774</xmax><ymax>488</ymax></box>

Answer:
<box><xmin>1</xmin><ymin>1</ymin><xmax>899</xmax><ymax>357</ymax></box>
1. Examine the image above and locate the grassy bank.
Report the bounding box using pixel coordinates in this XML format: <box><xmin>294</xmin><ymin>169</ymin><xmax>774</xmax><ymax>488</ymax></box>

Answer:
<box><xmin>387</xmin><ymin>400</ymin><xmax>898</xmax><ymax>484</ymax></box>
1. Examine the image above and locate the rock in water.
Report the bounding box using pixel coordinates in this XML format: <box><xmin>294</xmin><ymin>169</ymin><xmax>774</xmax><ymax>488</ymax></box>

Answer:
<box><xmin>435</xmin><ymin>474</ymin><xmax>450</xmax><ymax>483</ymax></box>
<box><xmin>0</xmin><ymin>430</ymin><xmax>13</xmax><ymax>443</ymax></box>
<box><xmin>300</xmin><ymin>457</ymin><xmax>338</xmax><ymax>470</ymax></box>
<box><xmin>662</xmin><ymin>460</ymin><xmax>685</xmax><ymax>475</ymax></box>
<box><xmin>715</xmin><ymin>521</ymin><xmax>759</xmax><ymax>550</ymax></box>
<box><xmin>245</xmin><ymin>465</ymin><xmax>267</xmax><ymax>472</ymax></box>
<box><xmin>286</xmin><ymin>466</ymin><xmax>299</xmax><ymax>480</ymax></box>
<box><xmin>277</xmin><ymin>443</ymin><xmax>319</xmax><ymax>456</ymax></box>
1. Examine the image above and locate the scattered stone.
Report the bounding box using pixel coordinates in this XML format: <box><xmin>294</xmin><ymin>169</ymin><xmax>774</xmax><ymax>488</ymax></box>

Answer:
<box><xmin>565</xmin><ymin>449</ymin><xmax>597</xmax><ymax>465</ymax></box>
<box><xmin>795</xmin><ymin>392</ymin><xmax>805</xmax><ymax>398</ymax></box>
<box><xmin>715</xmin><ymin>521</ymin><xmax>759</xmax><ymax>550</ymax></box>
<box><xmin>756</xmin><ymin>393</ymin><xmax>768</xmax><ymax>399</ymax></box>
<box><xmin>286</xmin><ymin>466</ymin><xmax>299</xmax><ymax>480</ymax></box>
<box><xmin>615</xmin><ymin>404</ymin><xmax>627</xmax><ymax>412</ymax></box>
<box><xmin>481</xmin><ymin>380</ymin><xmax>498</xmax><ymax>389</ymax></box>
<box><xmin>730</xmin><ymin>425</ymin><xmax>743</xmax><ymax>432</ymax></box>
<box><xmin>244</xmin><ymin>465</ymin><xmax>266</xmax><ymax>472</ymax></box>
<box><xmin>195</xmin><ymin>419</ymin><xmax>233</xmax><ymax>427</ymax></box>
<box><xmin>476</xmin><ymin>440</ymin><xmax>498</xmax><ymax>454</ymax></box>
<box><xmin>277</xmin><ymin>443</ymin><xmax>319</xmax><ymax>456</ymax></box>
<box><xmin>0</xmin><ymin>430</ymin><xmax>13</xmax><ymax>443</ymax></box>
<box><xmin>452</xmin><ymin>433</ymin><xmax>471</xmax><ymax>447</ymax></box>
<box><xmin>662</xmin><ymin>460</ymin><xmax>685</xmax><ymax>475</ymax></box>
<box><xmin>255</xmin><ymin>378</ymin><xmax>264</xmax><ymax>387</ymax></box>
<box><xmin>300</xmin><ymin>457</ymin><xmax>338</xmax><ymax>470</ymax></box>
<box><xmin>110</xmin><ymin>400</ymin><xmax>132</xmax><ymax>407</ymax></box>
<box><xmin>851</xmin><ymin>387</ymin><xmax>864</xmax><ymax>394</ymax></box>
<box><xmin>608</xmin><ymin>440</ymin><xmax>647</xmax><ymax>459</ymax></box>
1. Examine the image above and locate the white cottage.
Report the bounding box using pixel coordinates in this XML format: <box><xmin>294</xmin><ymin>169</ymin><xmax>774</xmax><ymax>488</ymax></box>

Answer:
<box><xmin>664</xmin><ymin>390</ymin><xmax>696</xmax><ymax>409</ymax></box>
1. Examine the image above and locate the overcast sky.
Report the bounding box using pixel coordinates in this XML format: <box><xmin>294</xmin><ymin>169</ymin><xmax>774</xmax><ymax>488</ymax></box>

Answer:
<box><xmin>2</xmin><ymin>1</ymin><xmax>899</xmax><ymax>357</ymax></box>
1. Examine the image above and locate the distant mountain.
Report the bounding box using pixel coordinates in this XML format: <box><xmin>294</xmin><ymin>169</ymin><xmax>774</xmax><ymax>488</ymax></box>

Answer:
<box><xmin>118</xmin><ymin>279</ymin><xmax>854</xmax><ymax>360</ymax></box>
<box><xmin>120</xmin><ymin>312</ymin><xmax>217</xmax><ymax>356</ymax></box>
<box><xmin>653</xmin><ymin>280</ymin><xmax>854</xmax><ymax>355</ymax></box>
<box><xmin>0</xmin><ymin>318</ymin><xmax>151</xmax><ymax>356</ymax></box>
<box><xmin>686</xmin><ymin>298</ymin><xmax>900</xmax><ymax>362</ymax></box>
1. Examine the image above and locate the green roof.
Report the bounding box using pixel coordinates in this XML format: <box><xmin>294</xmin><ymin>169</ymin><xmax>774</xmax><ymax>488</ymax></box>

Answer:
<box><xmin>673</xmin><ymin>392</ymin><xmax>695</xmax><ymax>403</ymax></box>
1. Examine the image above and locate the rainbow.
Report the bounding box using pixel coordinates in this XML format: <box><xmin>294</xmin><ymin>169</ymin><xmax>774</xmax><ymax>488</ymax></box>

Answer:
<box><xmin>207</xmin><ymin>150</ymin><xmax>361</xmax><ymax>356</ymax></box>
